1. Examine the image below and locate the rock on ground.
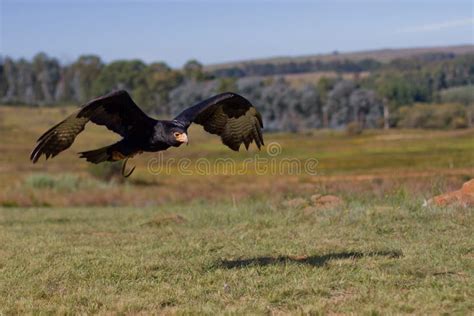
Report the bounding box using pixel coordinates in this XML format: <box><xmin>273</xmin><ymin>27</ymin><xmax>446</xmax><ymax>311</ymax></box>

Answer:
<box><xmin>427</xmin><ymin>179</ymin><xmax>474</xmax><ymax>207</ymax></box>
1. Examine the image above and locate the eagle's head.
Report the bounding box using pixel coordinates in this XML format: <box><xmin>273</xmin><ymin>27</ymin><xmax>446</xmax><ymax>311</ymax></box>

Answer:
<box><xmin>161</xmin><ymin>121</ymin><xmax>188</xmax><ymax>147</ymax></box>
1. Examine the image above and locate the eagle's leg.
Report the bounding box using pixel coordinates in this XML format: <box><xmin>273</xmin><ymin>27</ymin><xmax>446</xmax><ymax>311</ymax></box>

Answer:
<box><xmin>112</xmin><ymin>149</ymin><xmax>143</xmax><ymax>177</ymax></box>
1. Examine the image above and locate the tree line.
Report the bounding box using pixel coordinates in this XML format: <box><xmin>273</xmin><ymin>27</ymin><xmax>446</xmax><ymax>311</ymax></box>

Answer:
<box><xmin>1</xmin><ymin>51</ymin><xmax>473</xmax><ymax>130</ymax></box>
<box><xmin>208</xmin><ymin>51</ymin><xmax>461</xmax><ymax>78</ymax></box>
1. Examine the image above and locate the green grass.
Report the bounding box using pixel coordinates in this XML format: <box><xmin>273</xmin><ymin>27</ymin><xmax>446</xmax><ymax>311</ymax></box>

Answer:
<box><xmin>1</xmin><ymin>199</ymin><xmax>472</xmax><ymax>314</ymax></box>
<box><xmin>23</xmin><ymin>173</ymin><xmax>104</xmax><ymax>192</ymax></box>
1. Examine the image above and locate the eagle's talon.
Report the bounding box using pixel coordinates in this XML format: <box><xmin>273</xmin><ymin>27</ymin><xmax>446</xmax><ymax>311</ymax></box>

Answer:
<box><xmin>121</xmin><ymin>158</ymin><xmax>135</xmax><ymax>178</ymax></box>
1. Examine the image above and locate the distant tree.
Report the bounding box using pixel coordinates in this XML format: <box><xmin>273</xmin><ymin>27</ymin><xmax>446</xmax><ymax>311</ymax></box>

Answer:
<box><xmin>237</xmin><ymin>77</ymin><xmax>265</xmax><ymax>97</ymax></box>
<box><xmin>236</xmin><ymin>76</ymin><xmax>265</xmax><ymax>105</ymax></box>
<box><xmin>11</xmin><ymin>58</ymin><xmax>36</xmax><ymax>104</ymax></box>
<box><xmin>168</xmin><ymin>80</ymin><xmax>219</xmax><ymax>117</ymax></box>
<box><xmin>440</xmin><ymin>85</ymin><xmax>474</xmax><ymax>106</ymax></box>
<box><xmin>142</xmin><ymin>62</ymin><xmax>183</xmax><ymax>114</ymax></box>
<box><xmin>317</xmin><ymin>77</ymin><xmax>337</xmax><ymax>127</ymax></box>
<box><xmin>212</xmin><ymin>67</ymin><xmax>246</xmax><ymax>78</ymax></box>
<box><xmin>73</xmin><ymin>55</ymin><xmax>103</xmax><ymax>102</ymax></box>
<box><xmin>258</xmin><ymin>77</ymin><xmax>297</xmax><ymax>130</ymax></box>
<box><xmin>217</xmin><ymin>77</ymin><xmax>237</xmax><ymax>93</ymax></box>
<box><xmin>55</xmin><ymin>55</ymin><xmax>103</xmax><ymax>103</ymax></box>
<box><xmin>91</xmin><ymin>60</ymin><xmax>148</xmax><ymax>109</ymax></box>
<box><xmin>324</xmin><ymin>80</ymin><xmax>356</xmax><ymax>129</ymax></box>
<box><xmin>397</xmin><ymin>103</ymin><xmax>467</xmax><ymax>129</ymax></box>
<box><xmin>1</xmin><ymin>57</ymin><xmax>18</xmax><ymax>103</ymax></box>
<box><xmin>373</xmin><ymin>72</ymin><xmax>414</xmax><ymax>128</ymax></box>
<box><xmin>183</xmin><ymin>59</ymin><xmax>205</xmax><ymax>81</ymax></box>
<box><xmin>440</xmin><ymin>85</ymin><xmax>474</xmax><ymax>127</ymax></box>
<box><xmin>297</xmin><ymin>84</ymin><xmax>322</xmax><ymax>128</ymax></box>
<box><xmin>92</xmin><ymin>60</ymin><xmax>146</xmax><ymax>95</ymax></box>
<box><xmin>349</xmin><ymin>88</ymin><xmax>383</xmax><ymax>128</ymax></box>
<box><xmin>32</xmin><ymin>53</ymin><xmax>61</xmax><ymax>104</ymax></box>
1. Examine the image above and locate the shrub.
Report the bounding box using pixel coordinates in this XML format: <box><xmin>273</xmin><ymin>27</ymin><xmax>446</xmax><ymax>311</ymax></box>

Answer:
<box><xmin>345</xmin><ymin>121</ymin><xmax>363</xmax><ymax>135</ymax></box>
<box><xmin>87</xmin><ymin>161</ymin><xmax>124</xmax><ymax>183</ymax></box>
<box><xmin>1</xmin><ymin>201</ymin><xmax>19</xmax><ymax>207</ymax></box>
<box><xmin>397</xmin><ymin>103</ymin><xmax>467</xmax><ymax>129</ymax></box>
<box><xmin>24</xmin><ymin>173</ymin><xmax>82</xmax><ymax>192</ymax></box>
<box><xmin>451</xmin><ymin>117</ymin><xmax>467</xmax><ymax>129</ymax></box>
<box><xmin>439</xmin><ymin>85</ymin><xmax>474</xmax><ymax>105</ymax></box>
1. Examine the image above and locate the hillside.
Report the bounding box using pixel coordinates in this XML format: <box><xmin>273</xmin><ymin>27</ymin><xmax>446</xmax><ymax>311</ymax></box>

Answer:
<box><xmin>204</xmin><ymin>44</ymin><xmax>474</xmax><ymax>71</ymax></box>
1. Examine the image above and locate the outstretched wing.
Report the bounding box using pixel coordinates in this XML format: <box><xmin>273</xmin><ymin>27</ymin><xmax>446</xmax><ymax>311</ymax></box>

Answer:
<box><xmin>30</xmin><ymin>90</ymin><xmax>153</xmax><ymax>163</ymax></box>
<box><xmin>174</xmin><ymin>92</ymin><xmax>264</xmax><ymax>151</ymax></box>
<box><xmin>78</xmin><ymin>90</ymin><xmax>153</xmax><ymax>136</ymax></box>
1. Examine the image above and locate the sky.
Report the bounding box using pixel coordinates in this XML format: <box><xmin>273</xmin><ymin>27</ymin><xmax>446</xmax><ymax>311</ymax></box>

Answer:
<box><xmin>1</xmin><ymin>0</ymin><xmax>473</xmax><ymax>67</ymax></box>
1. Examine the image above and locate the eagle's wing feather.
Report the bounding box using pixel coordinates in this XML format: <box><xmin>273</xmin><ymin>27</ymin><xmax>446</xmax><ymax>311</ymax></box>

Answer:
<box><xmin>30</xmin><ymin>90</ymin><xmax>152</xmax><ymax>163</ymax></box>
<box><xmin>174</xmin><ymin>92</ymin><xmax>264</xmax><ymax>151</ymax></box>
<box><xmin>78</xmin><ymin>90</ymin><xmax>153</xmax><ymax>136</ymax></box>
<box><xmin>30</xmin><ymin>113</ymin><xmax>88</xmax><ymax>163</ymax></box>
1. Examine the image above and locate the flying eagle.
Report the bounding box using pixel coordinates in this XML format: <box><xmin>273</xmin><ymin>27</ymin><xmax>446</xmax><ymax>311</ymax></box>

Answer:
<box><xmin>30</xmin><ymin>90</ymin><xmax>264</xmax><ymax>176</ymax></box>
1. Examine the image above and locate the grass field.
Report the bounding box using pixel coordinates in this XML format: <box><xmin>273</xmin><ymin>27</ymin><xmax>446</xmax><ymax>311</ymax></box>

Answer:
<box><xmin>1</xmin><ymin>106</ymin><xmax>473</xmax><ymax>207</ymax></box>
<box><xmin>1</xmin><ymin>199</ymin><xmax>472</xmax><ymax>314</ymax></box>
<box><xmin>0</xmin><ymin>105</ymin><xmax>473</xmax><ymax>313</ymax></box>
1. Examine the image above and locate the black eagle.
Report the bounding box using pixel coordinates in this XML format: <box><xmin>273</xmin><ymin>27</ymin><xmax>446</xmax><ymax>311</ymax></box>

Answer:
<box><xmin>30</xmin><ymin>90</ymin><xmax>264</xmax><ymax>176</ymax></box>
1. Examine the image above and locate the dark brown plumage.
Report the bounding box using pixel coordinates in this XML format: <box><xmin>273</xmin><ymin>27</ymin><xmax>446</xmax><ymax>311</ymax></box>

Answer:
<box><xmin>30</xmin><ymin>90</ymin><xmax>264</xmax><ymax>173</ymax></box>
<box><xmin>175</xmin><ymin>92</ymin><xmax>264</xmax><ymax>151</ymax></box>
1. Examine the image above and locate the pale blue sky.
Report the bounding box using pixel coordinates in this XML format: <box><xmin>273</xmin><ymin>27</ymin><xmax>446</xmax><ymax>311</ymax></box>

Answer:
<box><xmin>1</xmin><ymin>0</ymin><xmax>473</xmax><ymax>67</ymax></box>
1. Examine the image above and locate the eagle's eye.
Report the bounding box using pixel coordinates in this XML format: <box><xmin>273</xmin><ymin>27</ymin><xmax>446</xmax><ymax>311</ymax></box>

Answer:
<box><xmin>173</xmin><ymin>132</ymin><xmax>188</xmax><ymax>144</ymax></box>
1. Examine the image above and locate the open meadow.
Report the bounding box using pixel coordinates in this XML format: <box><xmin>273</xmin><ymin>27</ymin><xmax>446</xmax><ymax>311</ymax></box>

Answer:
<box><xmin>0</xmin><ymin>105</ymin><xmax>473</xmax><ymax>313</ymax></box>
<box><xmin>1</xmin><ymin>106</ymin><xmax>473</xmax><ymax>207</ymax></box>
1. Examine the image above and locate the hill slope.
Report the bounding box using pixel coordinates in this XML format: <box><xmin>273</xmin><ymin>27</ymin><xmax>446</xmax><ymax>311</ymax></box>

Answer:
<box><xmin>204</xmin><ymin>44</ymin><xmax>474</xmax><ymax>71</ymax></box>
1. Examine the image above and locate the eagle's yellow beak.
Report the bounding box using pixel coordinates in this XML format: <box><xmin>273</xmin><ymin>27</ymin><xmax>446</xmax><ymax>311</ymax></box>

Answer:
<box><xmin>174</xmin><ymin>132</ymin><xmax>188</xmax><ymax>144</ymax></box>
